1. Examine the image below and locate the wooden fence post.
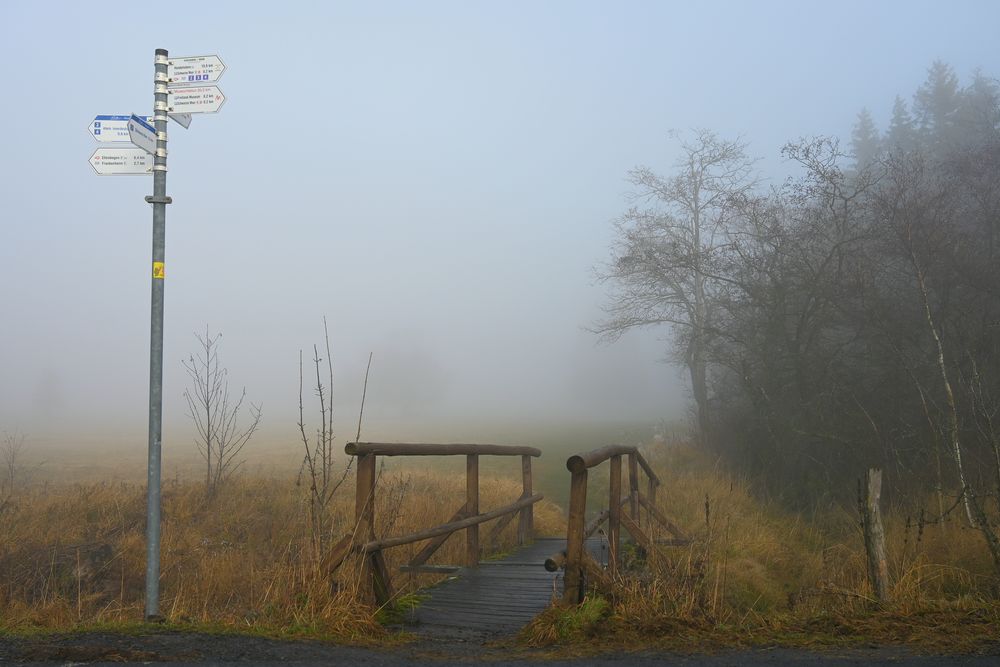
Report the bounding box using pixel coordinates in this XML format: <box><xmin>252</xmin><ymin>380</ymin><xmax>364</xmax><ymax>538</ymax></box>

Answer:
<box><xmin>861</xmin><ymin>468</ymin><xmax>889</xmax><ymax>603</ymax></box>
<box><xmin>466</xmin><ymin>454</ymin><xmax>480</xmax><ymax>567</ymax></box>
<box><xmin>355</xmin><ymin>453</ymin><xmax>377</xmax><ymax>602</ymax></box>
<box><xmin>518</xmin><ymin>454</ymin><xmax>533</xmax><ymax>544</ymax></box>
<box><xmin>355</xmin><ymin>453</ymin><xmax>376</xmax><ymax>532</ymax></box>
<box><xmin>628</xmin><ymin>453</ymin><xmax>639</xmax><ymax>523</ymax></box>
<box><xmin>608</xmin><ymin>455</ymin><xmax>622</xmax><ymax>576</ymax></box>
<box><xmin>563</xmin><ymin>468</ymin><xmax>588</xmax><ymax>604</ymax></box>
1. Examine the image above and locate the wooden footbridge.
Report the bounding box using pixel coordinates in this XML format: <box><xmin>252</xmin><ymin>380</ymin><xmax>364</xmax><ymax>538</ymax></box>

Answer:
<box><xmin>326</xmin><ymin>441</ymin><xmax>690</xmax><ymax>638</ymax></box>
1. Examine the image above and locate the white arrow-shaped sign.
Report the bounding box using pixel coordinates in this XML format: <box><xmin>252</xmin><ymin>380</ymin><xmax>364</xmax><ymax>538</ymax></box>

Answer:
<box><xmin>128</xmin><ymin>114</ymin><xmax>157</xmax><ymax>155</ymax></box>
<box><xmin>167</xmin><ymin>85</ymin><xmax>225</xmax><ymax>114</ymax></box>
<box><xmin>167</xmin><ymin>55</ymin><xmax>226</xmax><ymax>85</ymax></box>
<box><xmin>89</xmin><ymin>147</ymin><xmax>153</xmax><ymax>175</ymax></box>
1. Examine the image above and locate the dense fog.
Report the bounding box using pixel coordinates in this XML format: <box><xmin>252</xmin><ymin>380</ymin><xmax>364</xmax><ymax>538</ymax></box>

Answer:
<box><xmin>2</xmin><ymin>2</ymin><xmax>999</xmax><ymax>483</ymax></box>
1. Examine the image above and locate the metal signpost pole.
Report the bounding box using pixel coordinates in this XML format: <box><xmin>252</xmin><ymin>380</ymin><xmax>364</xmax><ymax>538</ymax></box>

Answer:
<box><xmin>144</xmin><ymin>48</ymin><xmax>172</xmax><ymax>621</ymax></box>
<box><xmin>88</xmin><ymin>47</ymin><xmax>223</xmax><ymax>620</ymax></box>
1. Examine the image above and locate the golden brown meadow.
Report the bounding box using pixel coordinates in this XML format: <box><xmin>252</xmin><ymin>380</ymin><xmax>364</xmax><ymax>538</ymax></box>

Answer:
<box><xmin>1</xmin><ymin>442</ymin><xmax>997</xmax><ymax>651</ymax></box>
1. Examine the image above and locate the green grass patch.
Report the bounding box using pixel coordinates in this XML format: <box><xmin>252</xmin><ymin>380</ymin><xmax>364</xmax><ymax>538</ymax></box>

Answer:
<box><xmin>374</xmin><ymin>592</ymin><xmax>428</xmax><ymax>626</ymax></box>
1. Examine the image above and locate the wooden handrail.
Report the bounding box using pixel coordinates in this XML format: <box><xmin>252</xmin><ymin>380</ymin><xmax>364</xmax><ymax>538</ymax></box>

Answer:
<box><xmin>566</xmin><ymin>444</ymin><xmax>661</xmax><ymax>487</ymax></box>
<box><xmin>565</xmin><ymin>444</ymin><xmax>633</xmax><ymax>472</ymax></box>
<box><xmin>346</xmin><ymin>442</ymin><xmax>541</xmax><ymax>457</ymax></box>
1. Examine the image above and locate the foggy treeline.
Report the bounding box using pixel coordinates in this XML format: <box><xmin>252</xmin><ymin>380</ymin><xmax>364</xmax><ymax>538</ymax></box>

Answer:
<box><xmin>601</xmin><ymin>61</ymin><xmax>1000</xmax><ymax>509</ymax></box>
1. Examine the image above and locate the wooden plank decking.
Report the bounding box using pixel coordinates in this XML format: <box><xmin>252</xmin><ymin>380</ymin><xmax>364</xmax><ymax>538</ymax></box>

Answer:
<box><xmin>405</xmin><ymin>537</ymin><xmax>608</xmax><ymax>639</ymax></box>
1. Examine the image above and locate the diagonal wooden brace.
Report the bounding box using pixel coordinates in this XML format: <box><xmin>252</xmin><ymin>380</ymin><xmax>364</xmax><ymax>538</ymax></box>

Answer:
<box><xmin>408</xmin><ymin>503</ymin><xmax>469</xmax><ymax>568</ymax></box>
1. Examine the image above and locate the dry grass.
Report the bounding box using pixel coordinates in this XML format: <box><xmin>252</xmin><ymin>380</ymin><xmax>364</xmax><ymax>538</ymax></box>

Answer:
<box><xmin>0</xmin><ymin>465</ymin><xmax>563</xmax><ymax>638</ymax></box>
<box><xmin>523</xmin><ymin>443</ymin><xmax>1000</xmax><ymax>651</ymax></box>
<box><xmin>3</xmin><ymin>442</ymin><xmax>998</xmax><ymax>652</ymax></box>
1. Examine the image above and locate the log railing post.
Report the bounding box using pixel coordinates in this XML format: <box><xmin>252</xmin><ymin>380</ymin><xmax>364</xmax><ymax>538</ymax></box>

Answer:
<box><xmin>356</xmin><ymin>453</ymin><xmax>376</xmax><ymax>540</ymax></box>
<box><xmin>355</xmin><ymin>452</ymin><xmax>377</xmax><ymax>601</ymax></box>
<box><xmin>628</xmin><ymin>453</ymin><xmax>639</xmax><ymax>524</ymax></box>
<box><xmin>608</xmin><ymin>455</ymin><xmax>622</xmax><ymax>577</ymax></box>
<box><xmin>518</xmin><ymin>454</ymin><xmax>533</xmax><ymax>544</ymax></box>
<box><xmin>466</xmin><ymin>454</ymin><xmax>480</xmax><ymax>567</ymax></box>
<box><xmin>563</xmin><ymin>468</ymin><xmax>588</xmax><ymax>604</ymax></box>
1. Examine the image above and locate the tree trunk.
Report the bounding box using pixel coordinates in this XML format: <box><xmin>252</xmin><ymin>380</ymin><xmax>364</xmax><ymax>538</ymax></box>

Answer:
<box><xmin>688</xmin><ymin>340</ymin><xmax>710</xmax><ymax>447</ymax></box>
<box><xmin>912</xmin><ymin>255</ymin><xmax>975</xmax><ymax>526</ymax></box>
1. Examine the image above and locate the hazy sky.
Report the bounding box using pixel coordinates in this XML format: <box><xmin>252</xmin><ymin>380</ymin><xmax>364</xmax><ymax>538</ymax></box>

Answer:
<box><xmin>2</xmin><ymin>1</ymin><xmax>1000</xmax><ymax>452</ymax></box>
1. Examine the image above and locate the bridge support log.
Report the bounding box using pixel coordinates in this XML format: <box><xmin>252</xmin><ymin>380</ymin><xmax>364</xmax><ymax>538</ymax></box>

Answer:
<box><xmin>518</xmin><ymin>454</ymin><xmax>533</xmax><ymax>544</ymax></box>
<box><xmin>355</xmin><ymin>452</ymin><xmax>394</xmax><ymax>604</ymax></box>
<box><xmin>620</xmin><ymin>510</ymin><xmax>653</xmax><ymax>553</ymax></box>
<box><xmin>637</xmin><ymin>493</ymin><xmax>689</xmax><ymax>540</ymax></box>
<box><xmin>356</xmin><ymin>453</ymin><xmax>375</xmax><ymax>603</ymax></box>
<box><xmin>467</xmin><ymin>454</ymin><xmax>480</xmax><ymax>567</ymax></box>
<box><xmin>370</xmin><ymin>549</ymin><xmax>394</xmax><ymax>604</ymax></box>
<box><xmin>489</xmin><ymin>507</ymin><xmax>518</xmax><ymax>546</ymax></box>
<box><xmin>562</xmin><ymin>468</ymin><xmax>588</xmax><ymax>604</ymax></box>
<box><xmin>409</xmin><ymin>504</ymin><xmax>470</xmax><ymax>569</ymax></box>
<box><xmin>628</xmin><ymin>453</ymin><xmax>640</xmax><ymax>524</ymax></box>
<box><xmin>608</xmin><ymin>455</ymin><xmax>621</xmax><ymax>577</ymax></box>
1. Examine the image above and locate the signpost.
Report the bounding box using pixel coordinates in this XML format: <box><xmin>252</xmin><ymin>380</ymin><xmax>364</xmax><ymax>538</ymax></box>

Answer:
<box><xmin>167</xmin><ymin>85</ymin><xmax>226</xmax><ymax>114</ymax></box>
<box><xmin>167</xmin><ymin>54</ymin><xmax>226</xmax><ymax>84</ymax></box>
<box><xmin>89</xmin><ymin>147</ymin><xmax>153</xmax><ymax>174</ymax></box>
<box><xmin>128</xmin><ymin>114</ymin><xmax>157</xmax><ymax>156</ymax></box>
<box><xmin>89</xmin><ymin>114</ymin><xmax>153</xmax><ymax>142</ymax></box>
<box><xmin>88</xmin><ymin>49</ymin><xmax>226</xmax><ymax>622</ymax></box>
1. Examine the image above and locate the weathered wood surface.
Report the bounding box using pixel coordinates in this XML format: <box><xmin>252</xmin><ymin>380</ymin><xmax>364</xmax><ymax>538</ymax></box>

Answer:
<box><xmin>608</xmin><ymin>455</ymin><xmax>622</xmax><ymax>576</ymax></box>
<box><xmin>405</xmin><ymin>537</ymin><xmax>607</xmax><ymax>638</ymax></box>
<box><xmin>408</xmin><ymin>504</ymin><xmax>470</xmax><ymax>569</ymax></box>
<box><xmin>518</xmin><ymin>454</ymin><xmax>533</xmax><ymax>543</ymax></box>
<box><xmin>562</xmin><ymin>470</ymin><xmax>589</xmax><ymax>604</ymax></box>
<box><xmin>637</xmin><ymin>492</ymin><xmax>690</xmax><ymax>541</ymax></box>
<box><xmin>565</xmin><ymin>445</ymin><xmax>660</xmax><ymax>486</ymax></box>
<box><xmin>466</xmin><ymin>454</ymin><xmax>480</xmax><ymax>567</ymax></box>
<box><xmin>362</xmin><ymin>494</ymin><xmax>542</xmax><ymax>552</ymax></box>
<box><xmin>346</xmin><ymin>442</ymin><xmax>541</xmax><ymax>457</ymax></box>
<box><xmin>862</xmin><ymin>468</ymin><xmax>889</xmax><ymax>603</ymax></box>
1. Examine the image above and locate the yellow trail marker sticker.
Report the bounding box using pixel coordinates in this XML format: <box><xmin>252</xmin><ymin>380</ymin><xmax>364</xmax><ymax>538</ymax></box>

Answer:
<box><xmin>152</xmin><ymin>262</ymin><xmax>165</xmax><ymax>279</ymax></box>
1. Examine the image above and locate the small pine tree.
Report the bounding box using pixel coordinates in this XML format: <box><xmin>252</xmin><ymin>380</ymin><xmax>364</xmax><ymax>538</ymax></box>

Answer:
<box><xmin>885</xmin><ymin>95</ymin><xmax>916</xmax><ymax>153</ymax></box>
<box><xmin>913</xmin><ymin>60</ymin><xmax>961</xmax><ymax>154</ymax></box>
<box><xmin>851</xmin><ymin>107</ymin><xmax>881</xmax><ymax>168</ymax></box>
<box><xmin>953</xmin><ymin>69</ymin><xmax>1000</xmax><ymax>148</ymax></box>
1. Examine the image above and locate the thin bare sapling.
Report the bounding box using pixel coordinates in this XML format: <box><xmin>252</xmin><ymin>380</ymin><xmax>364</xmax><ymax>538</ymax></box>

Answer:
<box><xmin>183</xmin><ymin>327</ymin><xmax>262</xmax><ymax>497</ymax></box>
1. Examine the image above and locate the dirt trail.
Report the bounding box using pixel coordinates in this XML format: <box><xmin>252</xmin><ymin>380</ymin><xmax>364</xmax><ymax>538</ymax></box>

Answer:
<box><xmin>1</xmin><ymin>631</ymin><xmax>998</xmax><ymax>666</ymax></box>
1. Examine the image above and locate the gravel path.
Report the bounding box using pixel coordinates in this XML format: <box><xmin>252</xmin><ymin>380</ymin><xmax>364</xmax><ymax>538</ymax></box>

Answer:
<box><xmin>1</xmin><ymin>631</ymin><xmax>998</xmax><ymax>666</ymax></box>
